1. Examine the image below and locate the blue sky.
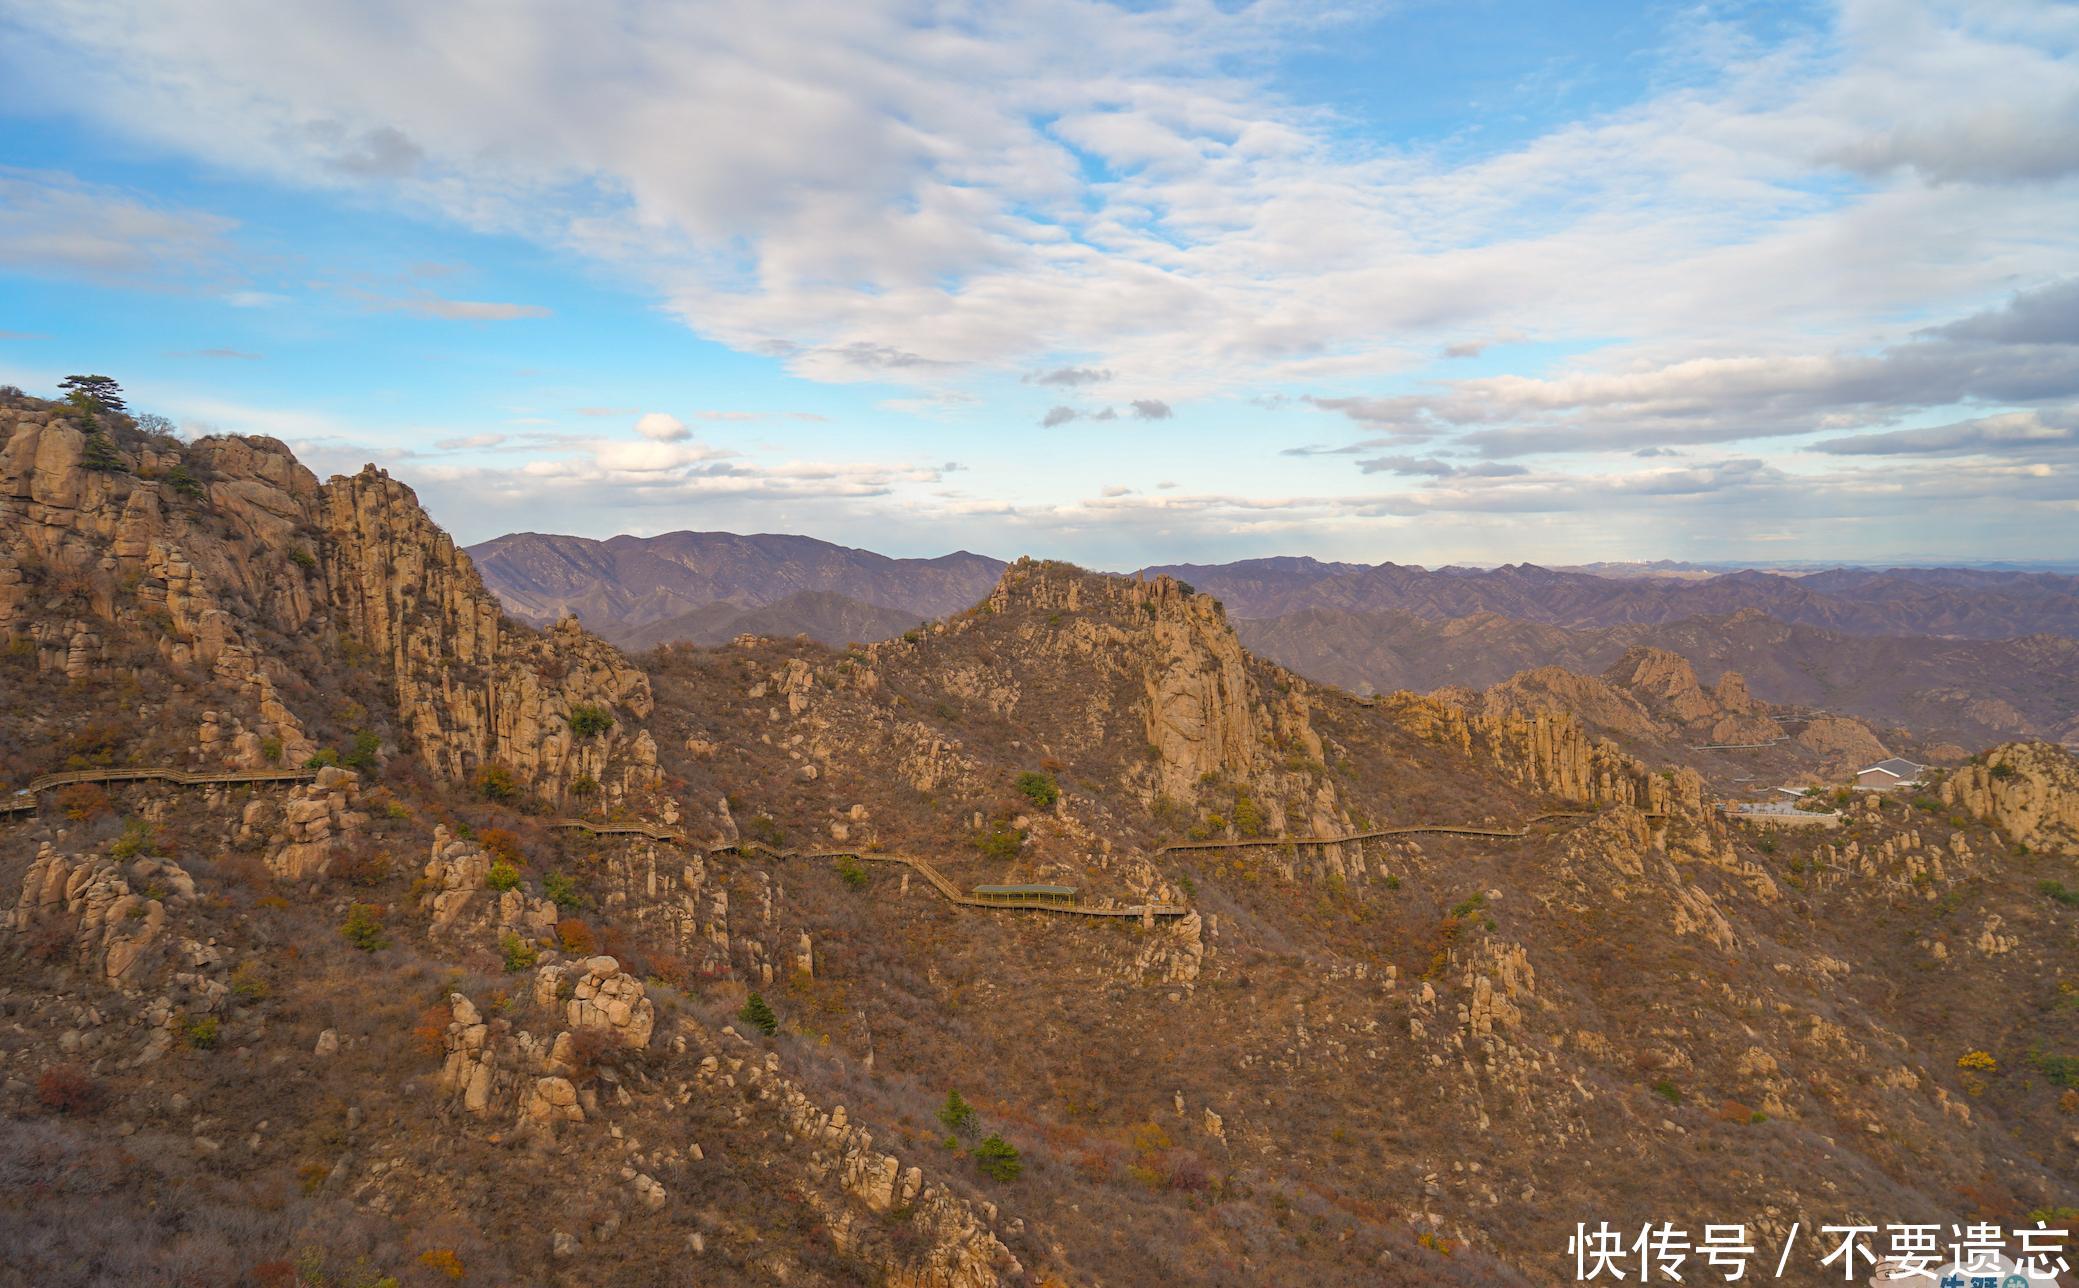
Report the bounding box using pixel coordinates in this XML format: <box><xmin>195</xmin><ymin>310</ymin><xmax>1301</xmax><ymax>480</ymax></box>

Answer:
<box><xmin>2</xmin><ymin>0</ymin><xmax>2076</xmax><ymax>568</ymax></box>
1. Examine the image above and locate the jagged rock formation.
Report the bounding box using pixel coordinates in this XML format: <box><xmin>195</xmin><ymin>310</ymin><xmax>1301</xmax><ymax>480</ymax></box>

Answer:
<box><xmin>321</xmin><ymin>466</ymin><xmax>656</xmax><ymax>798</ymax></box>
<box><xmin>971</xmin><ymin>558</ymin><xmax>1339</xmax><ymax>830</ymax></box>
<box><xmin>241</xmin><ymin>766</ymin><xmax>367</xmax><ymax>880</ymax></box>
<box><xmin>564</xmin><ymin>955</ymin><xmax>656</xmax><ymax>1049</ymax></box>
<box><xmin>1386</xmin><ymin>691</ymin><xmax>1696</xmax><ymax>815</ymax></box>
<box><xmin>1942</xmin><ymin>742</ymin><xmax>2079</xmax><ymax>854</ymax></box>
<box><xmin>0</xmin><ymin>399</ymin><xmax>654</xmax><ymax>802</ymax></box>
<box><xmin>8</xmin><ymin>845</ymin><xmax>191</xmax><ymax>984</ymax></box>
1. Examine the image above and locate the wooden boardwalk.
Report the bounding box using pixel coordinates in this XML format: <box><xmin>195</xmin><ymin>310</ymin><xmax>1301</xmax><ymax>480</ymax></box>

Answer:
<box><xmin>2</xmin><ymin>765</ymin><xmax>320</xmax><ymax>815</ymax></box>
<box><xmin>1155</xmin><ymin>810</ymin><xmax>1593</xmax><ymax>853</ymax></box>
<box><xmin>549</xmin><ymin>820</ymin><xmax>1191</xmax><ymax>920</ymax></box>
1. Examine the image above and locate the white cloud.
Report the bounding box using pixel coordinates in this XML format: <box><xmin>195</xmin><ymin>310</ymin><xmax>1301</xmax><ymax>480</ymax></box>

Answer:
<box><xmin>14</xmin><ymin>0</ymin><xmax>2078</xmax><ymax>404</ymax></box>
<box><xmin>395</xmin><ymin>295</ymin><xmax>550</xmax><ymax>321</ymax></box>
<box><xmin>634</xmin><ymin>412</ymin><xmax>689</xmax><ymax>442</ymax></box>
<box><xmin>0</xmin><ymin>166</ymin><xmax>240</xmax><ymax>287</ymax></box>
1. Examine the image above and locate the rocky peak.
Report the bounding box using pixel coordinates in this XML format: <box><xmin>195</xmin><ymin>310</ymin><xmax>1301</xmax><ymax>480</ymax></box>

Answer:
<box><xmin>1602</xmin><ymin>646</ymin><xmax>1716</xmax><ymax>723</ymax></box>
<box><xmin>985</xmin><ymin>558</ymin><xmax>1287</xmax><ymax>803</ymax></box>
<box><xmin>0</xmin><ymin>398</ymin><xmax>654</xmax><ymax>803</ymax></box>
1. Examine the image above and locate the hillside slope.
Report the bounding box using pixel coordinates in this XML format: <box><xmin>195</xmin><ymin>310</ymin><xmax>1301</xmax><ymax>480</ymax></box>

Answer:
<box><xmin>2</xmin><ymin>396</ymin><xmax>2075</xmax><ymax>1287</ymax></box>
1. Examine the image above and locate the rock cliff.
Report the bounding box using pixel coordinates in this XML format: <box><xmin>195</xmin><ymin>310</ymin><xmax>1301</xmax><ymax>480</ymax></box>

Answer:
<box><xmin>1942</xmin><ymin>742</ymin><xmax>2079</xmax><ymax>855</ymax></box>
<box><xmin>0</xmin><ymin>398</ymin><xmax>653</xmax><ymax>801</ymax></box>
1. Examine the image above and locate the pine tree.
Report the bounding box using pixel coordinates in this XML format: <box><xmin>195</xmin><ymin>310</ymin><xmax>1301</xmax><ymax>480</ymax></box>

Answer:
<box><xmin>937</xmin><ymin>1089</ymin><xmax>977</xmax><ymax>1138</ymax></box>
<box><xmin>973</xmin><ymin>1134</ymin><xmax>1021</xmax><ymax>1182</ymax></box>
<box><xmin>78</xmin><ymin>430</ymin><xmax>126</xmax><ymax>473</ymax></box>
<box><xmin>58</xmin><ymin>374</ymin><xmax>126</xmax><ymax>416</ymax></box>
<box><xmin>738</xmin><ymin>992</ymin><xmax>778</xmax><ymax>1036</ymax></box>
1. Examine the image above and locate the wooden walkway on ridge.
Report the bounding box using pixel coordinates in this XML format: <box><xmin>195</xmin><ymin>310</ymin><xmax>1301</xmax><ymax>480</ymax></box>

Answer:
<box><xmin>2</xmin><ymin>766</ymin><xmax>319</xmax><ymax>815</ymax></box>
<box><xmin>549</xmin><ymin>819</ymin><xmax>1190</xmax><ymax>920</ymax></box>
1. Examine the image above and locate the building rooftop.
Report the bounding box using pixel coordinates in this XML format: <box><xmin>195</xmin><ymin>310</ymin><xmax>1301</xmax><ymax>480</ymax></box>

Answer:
<box><xmin>1858</xmin><ymin>758</ymin><xmax>1926</xmax><ymax>778</ymax></box>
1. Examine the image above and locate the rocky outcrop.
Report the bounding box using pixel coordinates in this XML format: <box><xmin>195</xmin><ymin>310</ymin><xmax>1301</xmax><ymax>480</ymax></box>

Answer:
<box><xmin>973</xmin><ymin>558</ymin><xmax>1336</xmax><ymax>828</ymax></box>
<box><xmin>420</xmin><ymin>825</ymin><xmax>493</xmax><ymax>932</ymax></box>
<box><xmin>319</xmin><ymin>465</ymin><xmax>657</xmax><ymax>801</ymax></box>
<box><xmin>565</xmin><ymin>956</ymin><xmax>655</xmax><ymax>1050</ymax></box>
<box><xmin>7</xmin><ymin>846</ymin><xmax>193</xmax><ymax>985</ymax></box>
<box><xmin>1</xmin><ymin>400</ymin><xmax>656</xmax><ymax>805</ymax></box>
<box><xmin>1394</xmin><ymin>692</ymin><xmax>1696</xmax><ymax>815</ymax></box>
<box><xmin>1942</xmin><ymin>742</ymin><xmax>2079</xmax><ymax>855</ymax></box>
<box><xmin>1131</xmin><ymin>910</ymin><xmax>1206</xmax><ymax>986</ymax></box>
<box><xmin>256</xmin><ymin>766</ymin><xmax>367</xmax><ymax>879</ymax></box>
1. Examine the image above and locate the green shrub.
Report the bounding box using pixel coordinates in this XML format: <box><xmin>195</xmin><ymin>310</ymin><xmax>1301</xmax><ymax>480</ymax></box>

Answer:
<box><xmin>1990</xmin><ymin>762</ymin><xmax>2016</xmax><ymax>780</ymax></box>
<box><xmin>1013</xmin><ymin>771</ymin><xmax>1058</xmax><ymax>808</ymax></box>
<box><xmin>304</xmin><ymin>749</ymin><xmax>340</xmax><ymax>769</ymax></box>
<box><xmin>182</xmin><ymin>1015</ymin><xmax>220</xmax><ymax>1050</ymax></box>
<box><xmin>259</xmin><ymin>736</ymin><xmax>284</xmax><ymax>764</ymax></box>
<box><xmin>2039</xmin><ymin>880</ymin><xmax>2079</xmax><ymax>907</ymax></box>
<box><xmin>938</xmin><ymin>1089</ymin><xmax>977</xmax><ymax>1138</ymax></box>
<box><xmin>109</xmin><ymin>818</ymin><xmax>152</xmax><ymax>860</ymax></box>
<box><xmin>286</xmin><ymin>546</ymin><xmax>317</xmax><ymax>571</ymax></box>
<box><xmin>1231</xmin><ymin>793</ymin><xmax>1264</xmax><ymax>837</ymax></box>
<box><xmin>79</xmin><ymin>431</ymin><xmax>126</xmax><ymax>473</ymax></box>
<box><xmin>973</xmin><ymin>1134</ymin><xmax>1022</xmax><ymax>1182</ymax></box>
<box><xmin>739</xmin><ymin>993</ymin><xmax>779</xmax><ymax>1036</ymax></box>
<box><xmin>973</xmin><ymin>821</ymin><xmax>1024</xmax><ymax>861</ymax></box>
<box><xmin>166</xmin><ymin>464</ymin><xmax>205</xmax><ymax>499</ymax></box>
<box><xmin>1651</xmin><ymin>1079</ymin><xmax>1682</xmax><ymax>1105</ymax></box>
<box><xmin>499</xmin><ymin>932</ymin><xmax>538</xmax><ymax>973</ymax></box>
<box><xmin>2030</xmin><ymin>1049</ymin><xmax>2079</xmax><ymax>1088</ymax></box>
<box><xmin>568</xmin><ymin>704</ymin><xmax>614</xmax><ymax>738</ymax></box>
<box><xmin>543</xmin><ymin>871</ymin><xmax>585</xmax><ymax>909</ymax></box>
<box><xmin>835</xmin><ymin>855</ymin><xmax>869</xmax><ymax>889</ymax></box>
<box><xmin>485</xmin><ymin>861</ymin><xmax>521</xmax><ymax>893</ymax></box>
<box><xmin>339</xmin><ymin>903</ymin><xmax>387</xmax><ymax>952</ymax></box>
<box><xmin>476</xmin><ymin>764</ymin><xmax>518</xmax><ymax>801</ymax></box>
<box><xmin>342</xmin><ymin>730</ymin><xmax>380</xmax><ymax>773</ymax></box>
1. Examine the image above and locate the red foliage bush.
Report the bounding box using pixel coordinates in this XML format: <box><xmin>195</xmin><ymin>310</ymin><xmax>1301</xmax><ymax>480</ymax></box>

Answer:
<box><xmin>555</xmin><ymin>918</ymin><xmax>596</xmax><ymax>955</ymax></box>
<box><xmin>55</xmin><ymin>784</ymin><xmax>110</xmax><ymax>822</ymax></box>
<box><xmin>479</xmin><ymin>827</ymin><xmax>524</xmax><ymax>866</ymax></box>
<box><xmin>249</xmin><ymin>1261</ymin><xmax>295</xmax><ymax>1288</ymax></box>
<box><xmin>412</xmin><ymin>1004</ymin><xmax>451</xmax><ymax>1058</ymax></box>
<box><xmin>37</xmin><ymin>1064</ymin><xmax>106</xmax><ymax>1115</ymax></box>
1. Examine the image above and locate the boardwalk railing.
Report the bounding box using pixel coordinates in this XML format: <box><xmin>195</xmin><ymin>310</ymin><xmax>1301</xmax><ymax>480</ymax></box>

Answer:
<box><xmin>1154</xmin><ymin>810</ymin><xmax>1595</xmax><ymax>853</ymax></box>
<box><xmin>549</xmin><ymin>821</ymin><xmax>1191</xmax><ymax>920</ymax></box>
<box><xmin>1155</xmin><ymin>807</ymin><xmax>1667</xmax><ymax>855</ymax></box>
<box><xmin>2</xmin><ymin>766</ymin><xmax>320</xmax><ymax>814</ymax></box>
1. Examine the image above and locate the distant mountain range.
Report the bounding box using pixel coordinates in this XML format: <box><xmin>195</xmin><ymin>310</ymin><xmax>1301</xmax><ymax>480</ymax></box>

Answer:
<box><xmin>1141</xmin><ymin>557</ymin><xmax>2079</xmax><ymax>638</ymax></box>
<box><xmin>1233</xmin><ymin>607</ymin><xmax>2079</xmax><ymax>748</ymax></box>
<box><xmin>466</xmin><ymin>531</ymin><xmax>2079</xmax><ymax>744</ymax></box>
<box><xmin>465</xmin><ymin>530</ymin><xmax>1004</xmax><ymax>646</ymax></box>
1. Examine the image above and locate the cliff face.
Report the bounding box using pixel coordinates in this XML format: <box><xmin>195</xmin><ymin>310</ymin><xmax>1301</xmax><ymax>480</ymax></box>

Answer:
<box><xmin>978</xmin><ymin>558</ymin><xmax>1336</xmax><ymax>826</ymax></box>
<box><xmin>1942</xmin><ymin>742</ymin><xmax>2079</xmax><ymax>855</ymax></box>
<box><xmin>0</xmin><ymin>398</ymin><xmax>651</xmax><ymax>801</ymax></box>
<box><xmin>320</xmin><ymin>465</ymin><xmax>655</xmax><ymax>798</ymax></box>
<box><xmin>1386</xmin><ymin>691</ymin><xmax>1696</xmax><ymax>815</ymax></box>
